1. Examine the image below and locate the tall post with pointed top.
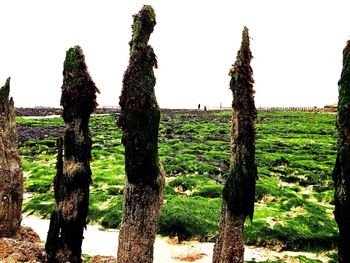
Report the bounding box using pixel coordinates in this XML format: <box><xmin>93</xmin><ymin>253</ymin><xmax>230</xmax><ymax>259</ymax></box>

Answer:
<box><xmin>117</xmin><ymin>5</ymin><xmax>165</xmax><ymax>263</ymax></box>
<box><xmin>45</xmin><ymin>45</ymin><xmax>99</xmax><ymax>263</ymax></box>
<box><xmin>0</xmin><ymin>77</ymin><xmax>23</xmax><ymax>238</ymax></box>
<box><xmin>333</xmin><ymin>40</ymin><xmax>350</xmax><ymax>263</ymax></box>
<box><xmin>213</xmin><ymin>27</ymin><xmax>257</xmax><ymax>263</ymax></box>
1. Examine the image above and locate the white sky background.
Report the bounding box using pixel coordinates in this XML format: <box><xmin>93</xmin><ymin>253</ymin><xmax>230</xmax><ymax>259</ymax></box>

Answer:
<box><xmin>0</xmin><ymin>0</ymin><xmax>349</xmax><ymax>108</ymax></box>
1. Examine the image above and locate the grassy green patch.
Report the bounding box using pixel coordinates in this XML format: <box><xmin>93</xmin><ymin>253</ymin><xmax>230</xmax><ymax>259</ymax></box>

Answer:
<box><xmin>20</xmin><ymin>111</ymin><xmax>338</xmax><ymax>253</ymax></box>
<box><xmin>159</xmin><ymin>196</ymin><xmax>221</xmax><ymax>242</ymax></box>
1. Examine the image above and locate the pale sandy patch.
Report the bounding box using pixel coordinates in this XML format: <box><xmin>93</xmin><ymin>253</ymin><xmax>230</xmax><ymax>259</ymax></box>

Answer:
<box><xmin>22</xmin><ymin>215</ymin><xmax>330</xmax><ymax>262</ymax></box>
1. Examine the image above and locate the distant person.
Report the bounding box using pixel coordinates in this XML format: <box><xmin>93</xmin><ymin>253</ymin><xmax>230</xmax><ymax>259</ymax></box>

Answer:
<box><xmin>204</xmin><ymin>105</ymin><xmax>207</xmax><ymax>111</ymax></box>
<box><xmin>198</xmin><ymin>104</ymin><xmax>201</xmax><ymax>110</ymax></box>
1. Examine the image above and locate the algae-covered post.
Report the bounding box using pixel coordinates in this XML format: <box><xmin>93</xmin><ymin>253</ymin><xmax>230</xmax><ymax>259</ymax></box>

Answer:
<box><xmin>213</xmin><ymin>27</ymin><xmax>257</xmax><ymax>263</ymax></box>
<box><xmin>117</xmin><ymin>5</ymin><xmax>165</xmax><ymax>263</ymax></box>
<box><xmin>333</xmin><ymin>40</ymin><xmax>350</xmax><ymax>263</ymax></box>
<box><xmin>46</xmin><ymin>46</ymin><xmax>99</xmax><ymax>263</ymax></box>
<box><xmin>0</xmin><ymin>77</ymin><xmax>23</xmax><ymax>238</ymax></box>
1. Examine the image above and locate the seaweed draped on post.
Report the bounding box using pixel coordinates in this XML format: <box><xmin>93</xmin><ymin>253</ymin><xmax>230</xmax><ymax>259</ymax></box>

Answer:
<box><xmin>46</xmin><ymin>45</ymin><xmax>99</xmax><ymax>263</ymax></box>
<box><xmin>213</xmin><ymin>27</ymin><xmax>257</xmax><ymax>263</ymax></box>
<box><xmin>117</xmin><ymin>5</ymin><xmax>165</xmax><ymax>263</ymax></box>
<box><xmin>333</xmin><ymin>40</ymin><xmax>350</xmax><ymax>263</ymax></box>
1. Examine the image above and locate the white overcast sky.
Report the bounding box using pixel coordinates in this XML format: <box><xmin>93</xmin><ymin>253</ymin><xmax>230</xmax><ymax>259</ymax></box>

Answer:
<box><xmin>0</xmin><ymin>0</ymin><xmax>349</xmax><ymax>108</ymax></box>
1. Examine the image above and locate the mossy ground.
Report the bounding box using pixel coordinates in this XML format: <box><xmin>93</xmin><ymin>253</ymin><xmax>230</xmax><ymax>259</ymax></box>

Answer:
<box><xmin>19</xmin><ymin>111</ymin><xmax>337</xmax><ymax>261</ymax></box>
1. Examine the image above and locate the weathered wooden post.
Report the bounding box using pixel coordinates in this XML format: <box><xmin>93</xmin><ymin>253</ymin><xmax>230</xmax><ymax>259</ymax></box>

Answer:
<box><xmin>213</xmin><ymin>27</ymin><xmax>257</xmax><ymax>263</ymax></box>
<box><xmin>0</xmin><ymin>77</ymin><xmax>23</xmax><ymax>238</ymax></box>
<box><xmin>117</xmin><ymin>5</ymin><xmax>165</xmax><ymax>263</ymax></box>
<box><xmin>46</xmin><ymin>46</ymin><xmax>99</xmax><ymax>263</ymax></box>
<box><xmin>333</xmin><ymin>40</ymin><xmax>350</xmax><ymax>263</ymax></box>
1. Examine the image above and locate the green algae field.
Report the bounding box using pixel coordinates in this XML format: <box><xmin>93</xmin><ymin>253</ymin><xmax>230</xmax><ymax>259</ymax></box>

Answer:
<box><xmin>18</xmin><ymin>109</ymin><xmax>338</xmax><ymax>262</ymax></box>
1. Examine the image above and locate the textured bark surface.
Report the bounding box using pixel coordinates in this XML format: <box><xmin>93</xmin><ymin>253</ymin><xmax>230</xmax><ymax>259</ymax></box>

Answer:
<box><xmin>333</xmin><ymin>40</ymin><xmax>350</xmax><ymax>263</ymax></box>
<box><xmin>213</xmin><ymin>27</ymin><xmax>257</xmax><ymax>263</ymax></box>
<box><xmin>213</xmin><ymin>202</ymin><xmax>244</xmax><ymax>263</ymax></box>
<box><xmin>46</xmin><ymin>46</ymin><xmax>99</xmax><ymax>263</ymax></box>
<box><xmin>117</xmin><ymin>174</ymin><xmax>164</xmax><ymax>263</ymax></box>
<box><xmin>117</xmin><ymin>5</ymin><xmax>165</xmax><ymax>263</ymax></box>
<box><xmin>0</xmin><ymin>78</ymin><xmax>23</xmax><ymax>238</ymax></box>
